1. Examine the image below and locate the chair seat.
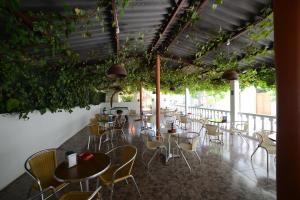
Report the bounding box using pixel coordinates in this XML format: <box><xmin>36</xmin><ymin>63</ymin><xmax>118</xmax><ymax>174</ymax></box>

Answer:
<box><xmin>207</xmin><ymin>131</ymin><xmax>222</xmax><ymax>136</ymax></box>
<box><xmin>147</xmin><ymin>141</ymin><xmax>165</xmax><ymax>149</ymax></box>
<box><xmin>263</xmin><ymin>145</ymin><xmax>276</xmax><ymax>154</ymax></box>
<box><xmin>59</xmin><ymin>191</ymin><xmax>99</xmax><ymax>200</ymax></box>
<box><xmin>36</xmin><ymin>178</ymin><xmax>66</xmax><ymax>191</ymax></box>
<box><xmin>99</xmin><ymin>165</ymin><xmax>128</xmax><ymax>186</ymax></box>
<box><xmin>179</xmin><ymin>143</ymin><xmax>192</xmax><ymax>151</ymax></box>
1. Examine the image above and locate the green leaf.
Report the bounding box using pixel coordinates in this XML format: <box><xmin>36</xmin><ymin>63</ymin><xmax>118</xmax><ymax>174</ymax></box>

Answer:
<box><xmin>6</xmin><ymin>98</ymin><xmax>20</xmax><ymax>112</ymax></box>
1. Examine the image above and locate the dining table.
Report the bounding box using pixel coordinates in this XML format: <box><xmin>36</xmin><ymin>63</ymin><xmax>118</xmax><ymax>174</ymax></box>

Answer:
<box><xmin>54</xmin><ymin>152</ymin><xmax>110</xmax><ymax>191</ymax></box>
<box><xmin>160</xmin><ymin>127</ymin><xmax>185</xmax><ymax>162</ymax></box>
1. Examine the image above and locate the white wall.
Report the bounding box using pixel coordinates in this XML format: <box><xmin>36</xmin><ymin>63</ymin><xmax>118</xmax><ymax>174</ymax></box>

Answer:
<box><xmin>240</xmin><ymin>86</ymin><xmax>256</xmax><ymax>113</ymax></box>
<box><xmin>0</xmin><ymin>105</ymin><xmax>100</xmax><ymax>190</ymax></box>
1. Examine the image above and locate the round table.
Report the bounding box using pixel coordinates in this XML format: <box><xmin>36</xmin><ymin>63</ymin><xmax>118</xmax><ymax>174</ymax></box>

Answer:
<box><xmin>54</xmin><ymin>153</ymin><xmax>110</xmax><ymax>191</ymax></box>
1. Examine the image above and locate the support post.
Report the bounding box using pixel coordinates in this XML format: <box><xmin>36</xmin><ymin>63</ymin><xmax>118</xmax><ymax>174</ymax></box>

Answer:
<box><xmin>230</xmin><ymin>80</ymin><xmax>239</xmax><ymax>129</ymax></box>
<box><xmin>185</xmin><ymin>88</ymin><xmax>189</xmax><ymax>115</ymax></box>
<box><xmin>274</xmin><ymin>1</ymin><xmax>300</xmax><ymax>199</ymax></box>
<box><xmin>139</xmin><ymin>80</ymin><xmax>143</xmax><ymax>117</ymax></box>
<box><xmin>156</xmin><ymin>55</ymin><xmax>161</xmax><ymax>136</ymax></box>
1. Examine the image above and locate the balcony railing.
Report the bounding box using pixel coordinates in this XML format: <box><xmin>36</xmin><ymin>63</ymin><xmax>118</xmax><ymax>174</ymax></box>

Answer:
<box><xmin>175</xmin><ymin>105</ymin><xmax>276</xmax><ymax>138</ymax></box>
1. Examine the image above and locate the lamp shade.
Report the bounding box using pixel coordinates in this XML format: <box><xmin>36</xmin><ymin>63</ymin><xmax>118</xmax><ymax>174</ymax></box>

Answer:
<box><xmin>107</xmin><ymin>63</ymin><xmax>127</xmax><ymax>79</ymax></box>
<box><xmin>170</xmin><ymin>86</ymin><xmax>176</xmax><ymax>91</ymax></box>
<box><xmin>222</xmin><ymin>70</ymin><xmax>238</xmax><ymax>80</ymax></box>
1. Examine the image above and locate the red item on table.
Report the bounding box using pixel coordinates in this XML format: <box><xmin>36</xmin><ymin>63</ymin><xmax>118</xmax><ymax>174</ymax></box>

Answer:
<box><xmin>79</xmin><ymin>152</ymin><xmax>94</xmax><ymax>160</ymax></box>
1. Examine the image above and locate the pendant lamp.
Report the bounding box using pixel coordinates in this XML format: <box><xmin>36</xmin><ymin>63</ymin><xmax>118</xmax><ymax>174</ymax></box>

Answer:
<box><xmin>222</xmin><ymin>70</ymin><xmax>238</xmax><ymax>80</ymax></box>
<box><xmin>107</xmin><ymin>63</ymin><xmax>127</xmax><ymax>79</ymax></box>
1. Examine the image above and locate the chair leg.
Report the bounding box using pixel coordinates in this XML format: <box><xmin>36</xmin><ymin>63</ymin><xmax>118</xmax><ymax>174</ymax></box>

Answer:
<box><xmin>164</xmin><ymin>147</ymin><xmax>168</xmax><ymax>164</ymax></box>
<box><xmin>141</xmin><ymin>148</ymin><xmax>147</xmax><ymax>160</ymax></box>
<box><xmin>180</xmin><ymin>149</ymin><xmax>191</xmax><ymax>172</ymax></box>
<box><xmin>194</xmin><ymin>151</ymin><xmax>201</xmax><ymax>163</ymax></box>
<box><xmin>80</xmin><ymin>182</ymin><xmax>83</xmax><ymax>192</ymax></box>
<box><xmin>110</xmin><ymin>184</ymin><xmax>114</xmax><ymax>200</ymax></box>
<box><xmin>266</xmin><ymin>150</ymin><xmax>269</xmax><ymax>178</ymax></box>
<box><xmin>130</xmin><ymin>175</ymin><xmax>141</xmax><ymax>197</ymax></box>
<box><xmin>122</xmin><ymin>130</ymin><xmax>126</xmax><ymax>142</ymax></box>
<box><xmin>87</xmin><ymin>136</ymin><xmax>91</xmax><ymax>150</ymax></box>
<box><xmin>251</xmin><ymin>146</ymin><xmax>260</xmax><ymax>160</ymax></box>
<box><xmin>98</xmin><ymin>135</ymin><xmax>103</xmax><ymax>151</ymax></box>
<box><xmin>148</xmin><ymin>149</ymin><xmax>159</xmax><ymax>169</ymax></box>
<box><xmin>238</xmin><ymin>133</ymin><xmax>249</xmax><ymax>146</ymax></box>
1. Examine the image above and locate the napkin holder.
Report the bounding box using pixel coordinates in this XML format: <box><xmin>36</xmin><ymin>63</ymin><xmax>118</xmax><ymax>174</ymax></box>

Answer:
<box><xmin>65</xmin><ymin>151</ymin><xmax>77</xmax><ymax>168</ymax></box>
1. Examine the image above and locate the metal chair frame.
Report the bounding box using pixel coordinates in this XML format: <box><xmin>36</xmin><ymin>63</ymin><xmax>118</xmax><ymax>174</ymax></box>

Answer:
<box><xmin>100</xmin><ymin>145</ymin><xmax>141</xmax><ymax>200</ymax></box>
<box><xmin>141</xmin><ymin>130</ymin><xmax>168</xmax><ymax>169</ymax></box>
<box><xmin>87</xmin><ymin>123</ymin><xmax>109</xmax><ymax>151</ymax></box>
<box><xmin>175</xmin><ymin>132</ymin><xmax>201</xmax><ymax>172</ymax></box>
<box><xmin>231</xmin><ymin>121</ymin><xmax>249</xmax><ymax>145</ymax></box>
<box><xmin>204</xmin><ymin>124</ymin><xmax>224</xmax><ymax>144</ymax></box>
<box><xmin>251</xmin><ymin>131</ymin><xmax>276</xmax><ymax>176</ymax></box>
<box><xmin>27</xmin><ymin>184</ymin><xmax>102</xmax><ymax>200</ymax></box>
<box><xmin>25</xmin><ymin>149</ymin><xmax>69</xmax><ymax>200</ymax></box>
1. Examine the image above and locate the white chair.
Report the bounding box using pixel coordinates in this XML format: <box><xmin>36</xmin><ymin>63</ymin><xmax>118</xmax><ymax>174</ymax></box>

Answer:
<box><xmin>204</xmin><ymin>124</ymin><xmax>223</xmax><ymax>144</ymax></box>
<box><xmin>231</xmin><ymin>121</ymin><xmax>249</xmax><ymax>145</ymax></box>
<box><xmin>141</xmin><ymin>130</ymin><xmax>168</xmax><ymax>169</ymax></box>
<box><xmin>251</xmin><ymin>131</ymin><xmax>276</xmax><ymax>176</ymax></box>
<box><xmin>176</xmin><ymin>132</ymin><xmax>201</xmax><ymax>172</ymax></box>
<box><xmin>179</xmin><ymin>115</ymin><xmax>191</xmax><ymax>130</ymax></box>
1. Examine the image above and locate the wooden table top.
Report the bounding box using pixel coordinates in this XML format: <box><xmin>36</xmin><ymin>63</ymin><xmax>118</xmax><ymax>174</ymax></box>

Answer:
<box><xmin>54</xmin><ymin>153</ymin><xmax>110</xmax><ymax>183</ymax></box>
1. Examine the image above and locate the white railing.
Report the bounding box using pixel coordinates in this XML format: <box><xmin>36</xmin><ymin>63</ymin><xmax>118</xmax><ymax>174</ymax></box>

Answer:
<box><xmin>175</xmin><ymin>105</ymin><xmax>276</xmax><ymax>138</ymax></box>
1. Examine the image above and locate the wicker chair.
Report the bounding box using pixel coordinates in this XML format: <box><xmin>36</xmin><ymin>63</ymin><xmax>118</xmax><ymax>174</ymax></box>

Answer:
<box><xmin>205</xmin><ymin>124</ymin><xmax>223</xmax><ymax>144</ymax></box>
<box><xmin>251</xmin><ymin>131</ymin><xmax>276</xmax><ymax>175</ymax></box>
<box><xmin>98</xmin><ymin>145</ymin><xmax>141</xmax><ymax>200</ymax></box>
<box><xmin>28</xmin><ymin>184</ymin><xmax>102</xmax><ymax>200</ymax></box>
<box><xmin>141</xmin><ymin>130</ymin><xmax>167</xmax><ymax>169</ymax></box>
<box><xmin>176</xmin><ymin>132</ymin><xmax>201</xmax><ymax>172</ymax></box>
<box><xmin>25</xmin><ymin>149</ymin><xmax>69</xmax><ymax>200</ymax></box>
<box><xmin>231</xmin><ymin>121</ymin><xmax>249</xmax><ymax>145</ymax></box>
<box><xmin>87</xmin><ymin>123</ymin><xmax>107</xmax><ymax>151</ymax></box>
<box><xmin>179</xmin><ymin>115</ymin><xmax>191</xmax><ymax>130</ymax></box>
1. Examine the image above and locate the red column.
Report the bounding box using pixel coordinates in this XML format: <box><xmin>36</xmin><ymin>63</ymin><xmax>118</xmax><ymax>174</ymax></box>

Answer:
<box><xmin>274</xmin><ymin>1</ymin><xmax>300</xmax><ymax>199</ymax></box>
<box><xmin>156</xmin><ymin>55</ymin><xmax>161</xmax><ymax>136</ymax></box>
<box><xmin>139</xmin><ymin>80</ymin><xmax>143</xmax><ymax>117</ymax></box>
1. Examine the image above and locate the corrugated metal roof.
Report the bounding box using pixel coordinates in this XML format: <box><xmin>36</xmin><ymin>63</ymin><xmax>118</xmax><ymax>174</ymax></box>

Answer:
<box><xmin>19</xmin><ymin>0</ymin><xmax>274</xmax><ymax>69</ymax></box>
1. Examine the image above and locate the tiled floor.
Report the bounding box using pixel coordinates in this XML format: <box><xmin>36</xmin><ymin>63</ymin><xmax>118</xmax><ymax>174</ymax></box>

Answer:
<box><xmin>0</xmin><ymin>117</ymin><xmax>276</xmax><ymax>200</ymax></box>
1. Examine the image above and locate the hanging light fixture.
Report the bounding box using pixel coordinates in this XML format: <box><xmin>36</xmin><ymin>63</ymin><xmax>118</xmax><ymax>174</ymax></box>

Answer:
<box><xmin>107</xmin><ymin>63</ymin><xmax>127</xmax><ymax>79</ymax></box>
<box><xmin>222</xmin><ymin>70</ymin><xmax>239</xmax><ymax>80</ymax></box>
<box><xmin>170</xmin><ymin>85</ymin><xmax>176</xmax><ymax>91</ymax></box>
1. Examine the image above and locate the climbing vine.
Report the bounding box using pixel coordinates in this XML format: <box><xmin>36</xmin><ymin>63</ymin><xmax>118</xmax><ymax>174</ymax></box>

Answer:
<box><xmin>0</xmin><ymin>0</ymin><xmax>275</xmax><ymax>118</ymax></box>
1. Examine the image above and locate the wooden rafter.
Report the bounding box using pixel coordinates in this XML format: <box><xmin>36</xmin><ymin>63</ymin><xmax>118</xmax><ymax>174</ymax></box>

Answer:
<box><xmin>158</xmin><ymin>0</ymin><xmax>209</xmax><ymax>53</ymax></box>
<box><xmin>148</xmin><ymin>0</ymin><xmax>187</xmax><ymax>53</ymax></box>
<box><xmin>161</xmin><ymin>55</ymin><xmax>200</xmax><ymax>68</ymax></box>
<box><xmin>111</xmin><ymin>0</ymin><xmax>120</xmax><ymax>55</ymax></box>
<box><xmin>196</xmin><ymin>11</ymin><xmax>273</xmax><ymax>60</ymax></box>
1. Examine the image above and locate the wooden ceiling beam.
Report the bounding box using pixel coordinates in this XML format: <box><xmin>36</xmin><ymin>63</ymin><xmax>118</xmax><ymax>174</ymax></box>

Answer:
<box><xmin>148</xmin><ymin>0</ymin><xmax>187</xmax><ymax>53</ymax></box>
<box><xmin>158</xmin><ymin>0</ymin><xmax>209</xmax><ymax>53</ymax></box>
<box><xmin>196</xmin><ymin>11</ymin><xmax>273</xmax><ymax>60</ymax></box>
<box><xmin>161</xmin><ymin>55</ymin><xmax>195</xmax><ymax>66</ymax></box>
